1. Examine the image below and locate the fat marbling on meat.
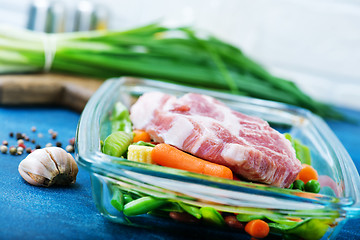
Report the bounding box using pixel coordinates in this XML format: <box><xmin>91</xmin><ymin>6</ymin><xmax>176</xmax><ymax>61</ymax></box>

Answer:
<box><xmin>130</xmin><ymin>92</ymin><xmax>301</xmax><ymax>188</ymax></box>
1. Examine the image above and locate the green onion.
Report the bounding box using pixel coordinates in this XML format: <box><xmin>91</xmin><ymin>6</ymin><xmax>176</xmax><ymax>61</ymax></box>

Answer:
<box><xmin>123</xmin><ymin>196</ymin><xmax>167</xmax><ymax>216</ymax></box>
<box><xmin>0</xmin><ymin>23</ymin><xmax>346</xmax><ymax>120</ymax></box>
<box><xmin>200</xmin><ymin>207</ymin><xmax>225</xmax><ymax>227</ymax></box>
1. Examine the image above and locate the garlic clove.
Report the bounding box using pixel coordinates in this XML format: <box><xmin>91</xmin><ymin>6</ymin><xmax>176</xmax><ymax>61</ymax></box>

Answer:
<box><xmin>18</xmin><ymin>149</ymin><xmax>59</xmax><ymax>186</ymax></box>
<box><xmin>44</xmin><ymin>147</ymin><xmax>71</xmax><ymax>175</ymax></box>
<box><xmin>18</xmin><ymin>147</ymin><xmax>78</xmax><ymax>187</ymax></box>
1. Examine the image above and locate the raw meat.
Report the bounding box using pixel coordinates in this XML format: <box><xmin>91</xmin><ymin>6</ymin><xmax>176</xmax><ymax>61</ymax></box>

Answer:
<box><xmin>130</xmin><ymin>92</ymin><xmax>301</xmax><ymax>187</ymax></box>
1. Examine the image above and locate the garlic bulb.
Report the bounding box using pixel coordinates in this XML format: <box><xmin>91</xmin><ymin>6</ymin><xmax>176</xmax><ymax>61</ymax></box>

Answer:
<box><xmin>18</xmin><ymin>147</ymin><xmax>78</xmax><ymax>187</ymax></box>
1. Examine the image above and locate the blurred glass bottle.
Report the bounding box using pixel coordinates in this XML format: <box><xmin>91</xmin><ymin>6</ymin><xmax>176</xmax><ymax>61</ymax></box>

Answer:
<box><xmin>73</xmin><ymin>1</ymin><xmax>109</xmax><ymax>31</ymax></box>
<box><xmin>27</xmin><ymin>0</ymin><xmax>108</xmax><ymax>33</ymax></box>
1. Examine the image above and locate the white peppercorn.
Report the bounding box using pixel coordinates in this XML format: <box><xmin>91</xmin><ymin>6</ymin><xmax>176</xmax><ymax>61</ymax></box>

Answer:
<box><xmin>17</xmin><ymin>147</ymin><xmax>24</xmax><ymax>152</ymax></box>
<box><xmin>45</xmin><ymin>143</ymin><xmax>53</xmax><ymax>148</ymax></box>
<box><xmin>65</xmin><ymin>145</ymin><xmax>74</xmax><ymax>153</ymax></box>
<box><xmin>1</xmin><ymin>145</ymin><xmax>8</xmax><ymax>154</ymax></box>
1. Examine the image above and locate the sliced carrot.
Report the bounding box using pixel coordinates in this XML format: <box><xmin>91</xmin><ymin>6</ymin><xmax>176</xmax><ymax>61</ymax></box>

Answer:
<box><xmin>245</xmin><ymin>219</ymin><xmax>270</xmax><ymax>238</ymax></box>
<box><xmin>151</xmin><ymin>143</ymin><xmax>233</xmax><ymax>179</ymax></box>
<box><xmin>286</xmin><ymin>217</ymin><xmax>303</xmax><ymax>222</ymax></box>
<box><xmin>296</xmin><ymin>164</ymin><xmax>318</xmax><ymax>184</ymax></box>
<box><xmin>133</xmin><ymin>130</ymin><xmax>151</xmax><ymax>143</ymax></box>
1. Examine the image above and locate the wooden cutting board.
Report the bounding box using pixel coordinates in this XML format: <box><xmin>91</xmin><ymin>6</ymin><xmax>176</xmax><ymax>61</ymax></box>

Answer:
<box><xmin>0</xmin><ymin>73</ymin><xmax>103</xmax><ymax>112</ymax></box>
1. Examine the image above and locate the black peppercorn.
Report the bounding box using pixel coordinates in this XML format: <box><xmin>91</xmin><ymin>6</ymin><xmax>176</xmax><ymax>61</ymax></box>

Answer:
<box><xmin>16</xmin><ymin>133</ymin><xmax>23</xmax><ymax>140</ymax></box>
<box><xmin>9</xmin><ymin>132</ymin><xmax>14</xmax><ymax>137</ymax></box>
<box><xmin>52</xmin><ymin>132</ymin><xmax>58</xmax><ymax>140</ymax></box>
<box><xmin>35</xmin><ymin>144</ymin><xmax>41</xmax><ymax>149</ymax></box>
<box><xmin>56</xmin><ymin>142</ymin><xmax>62</xmax><ymax>147</ymax></box>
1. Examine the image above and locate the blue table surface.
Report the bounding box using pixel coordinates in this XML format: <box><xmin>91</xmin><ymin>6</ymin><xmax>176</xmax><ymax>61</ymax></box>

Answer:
<box><xmin>0</xmin><ymin>106</ymin><xmax>359</xmax><ymax>240</ymax></box>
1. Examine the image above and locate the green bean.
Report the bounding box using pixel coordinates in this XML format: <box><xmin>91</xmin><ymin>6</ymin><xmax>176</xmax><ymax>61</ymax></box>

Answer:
<box><xmin>110</xmin><ymin>187</ymin><xmax>124</xmax><ymax>212</ymax></box>
<box><xmin>123</xmin><ymin>196</ymin><xmax>167</xmax><ymax>216</ymax></box>
<box><xmin>178</xmin><ymin>202</ymin><xmax>201</xmax><ymax>219</ymax></box>
<box><xmin>159</xmin><ymin>202</ymin><xmax>183</xmax><ymax>212</ymax></box>
<box><xmin>236</xmin><ymin>214</ymin><xmax>266</xmax><ymax>222</ymax></box>
<box><xmin>123</xmin><ymin>194</ymin><xmax>134</xmax><ymax>204</ymax></box>
<box><xmin>199</xmin><ymin>207</ymin><xmax>225</xmax><ymax>227</ymax></box>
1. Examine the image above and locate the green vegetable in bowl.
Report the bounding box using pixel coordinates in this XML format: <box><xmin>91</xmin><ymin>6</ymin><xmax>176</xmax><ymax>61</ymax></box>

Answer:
<box><xmin>236</xmin><ymin>214</ymin><xmax>267</xmax><ymax>222</ymax></box>
<box><xmin>305</xmin><ymin>180</ymin><xmax>321</xmax><ymax>193</ymax></box>
<box><xmin>269</xmin><ymin>218</ymin><xmax>331</xmax><ymax>240</ymax></box>
<box><xmin>284</xmin><ymin>133</ymin><xmax>311</xmax><ymax>165</ymax></box>
<box><xmin>123</xmin><ymin>196</ymin><xmax>167</xmax><ymax>216</ymax></box>
<box><xmin>292</xmin><ymin>180</ymin><xmax>305</xmax><ymax>191</ymax></box>
<box><xmin>111</xmin><ymin>102</ymin><xmax>132</xmax><ymax>133</ymax></box>
<box><xmin>200</xmin><ymin>207</ymin><xmax>225</xmax><ymax>227</ymax></box>
<box><xmin>102</xmin><ymin>131</ymin><xmax>133</xmax><ymax>157</ymax></box>
<box><xmin>178</xmin><ymin>202</ymin><xmax>202</xmax><ymax>219</ymax></box>
<box><xmin>110</xmin><ymin>186</ymin><xmax>125</xmax><ymax>212</ymax></box>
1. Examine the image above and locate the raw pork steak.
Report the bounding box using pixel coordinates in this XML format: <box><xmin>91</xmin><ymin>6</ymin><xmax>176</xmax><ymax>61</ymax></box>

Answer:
<box><xmin>130</xmin><ymin>92</ymin><xmax>301</xmax><ymax>187</ymax></box>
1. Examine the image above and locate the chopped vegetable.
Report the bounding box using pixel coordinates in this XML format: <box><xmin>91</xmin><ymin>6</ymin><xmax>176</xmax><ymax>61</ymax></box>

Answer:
<box><xmin>284</xmin><ymin>133</ymin><xmax>311</xmax><ymax>165</ymax></box>
<box><xmin>151</xmin><ymin>143</ymin><xmax>233</xmax><ymax>179</ymax></box>
<box><xmin>178</xmin><ymin>202</ymin><xmax>202</xmax><ymax>219</ymax></box>
<box><xmin>132</xmin><ymin>130</ymin><xmax>151</xmax><ymax>143</ymax></box>
<box><xmin>102</xmin><ymin>131</ymin><xmax>133</xmax><ymax>157</ymax></box>
<box><xmin>236</xmin><ymin>214</ymin><xmax>266</xmax><ymax>222</ymax></box>
<box><xmin>111</xmin><ymin>102</ymin><xmax>132</xmax><ymax>133</ymax></box>
<box><xmin>296</xmin><ymin>164</ymin><xmax>318</xmax><ymax>184</ymax></box>
<box><xmin>110</xmin><ymin>187</ymin><xmax>124</xmax><ymax>212</ymax></box>
<box><xmin>199</xmin><ymin>207</ymin><xmax>225</xmax><ymax>227</ymax></box>
<box><xmin>269</xmin><ymin>218</ymin><xmax>331</xmax><ymax>240</ymax></box>
<box><xmin>292</xmin><ymin>179</ymin><xmax>305</xmax><ymax>191</ymax></box>
<box><xmin>123</xmin><ymin>196</ymin><xmax>167</xmax><ymax>216</ymax></box>
<box><xmin>127</xmin><ymin>145</ymin><xmax>154</xmax><ymax>164</ymax></box>
<box><xmin>305</xmin><ymin>180</ymin><xmax>321</xmax><ymax>193</ymax></box>
<box><xmin>245</xmin><ymin>219</ymin><xmax>270</xmax><ymax>238</ymax></box>
<box><xmin>123</xmin><ymin>194</ymin><xmax>134</xmax><ymax>204</ymax></box>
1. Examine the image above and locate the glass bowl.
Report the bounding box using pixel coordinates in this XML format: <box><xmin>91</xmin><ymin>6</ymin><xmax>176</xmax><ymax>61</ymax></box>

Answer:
<box><xmin>75</xmin><ymin>77</ymin><xmax>360</xmax><ymax>239</ymax></box>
